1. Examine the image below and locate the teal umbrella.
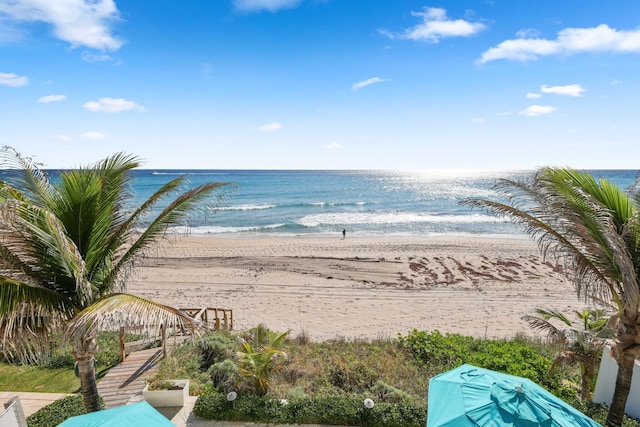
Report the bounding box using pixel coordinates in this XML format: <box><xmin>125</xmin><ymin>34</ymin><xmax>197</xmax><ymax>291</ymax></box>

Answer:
<box><xmin>57</xmin><ymin>401</ymin><xmax>174</xmax><ymax>426</ymax></box>
<box><xmin>427</xmin><ymin>364</ymin><xmax>602</xmax><ymax>426</ymax></box>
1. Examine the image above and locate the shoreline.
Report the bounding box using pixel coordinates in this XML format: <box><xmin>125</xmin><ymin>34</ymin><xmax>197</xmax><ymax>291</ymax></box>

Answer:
<box><xmin>129</xmin><ymin>234</ymin><xmax>586</xmax><ymax>341</ymax></box>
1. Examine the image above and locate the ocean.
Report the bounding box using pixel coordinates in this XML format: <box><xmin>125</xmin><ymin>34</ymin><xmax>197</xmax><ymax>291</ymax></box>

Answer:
<box><xmin>125</xmin><ymin>169</ymin><xmax>640</xmax><ymax>237</ymax></box>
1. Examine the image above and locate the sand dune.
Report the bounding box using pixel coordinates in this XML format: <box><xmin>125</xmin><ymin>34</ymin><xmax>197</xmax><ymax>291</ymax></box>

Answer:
<box><xmin>129</xmin><ymin>235</ymin><xmax>588</xmax><ymax>341</ymax></box>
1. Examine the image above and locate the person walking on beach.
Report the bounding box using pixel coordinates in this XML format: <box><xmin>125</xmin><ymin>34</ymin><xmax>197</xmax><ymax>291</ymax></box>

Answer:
<box><xmin>342</xmin><ymin>229</ymin><xmax>346</xmax><ymax>240</ymax></box>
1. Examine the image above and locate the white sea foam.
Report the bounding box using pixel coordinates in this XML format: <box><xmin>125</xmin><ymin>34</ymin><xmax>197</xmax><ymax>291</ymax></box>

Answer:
<box><xmin>217</xmin><ymin>204</ymin><xmax>275</xmax><ymax>211</ymax></box>
<box><xmin>166</xmin><ymin>223</ymin><xmax>285</xmax><ymax>234</ymax></box>
<box><xmin>297</xmin><ymin>212</ymin><xmax>505</xmax><ymax>227</ymax></box>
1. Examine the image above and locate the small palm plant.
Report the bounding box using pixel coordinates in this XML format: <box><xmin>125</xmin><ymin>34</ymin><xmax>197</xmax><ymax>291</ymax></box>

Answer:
<box><xmin>236</xmin><ymin>324</ymin><xmax>289</xmax><ymax>396</ymax></box>
<box><xmin>523</xmin><ymin>308</ymin><xmax>614</xmax><ymax>400</ymax></box>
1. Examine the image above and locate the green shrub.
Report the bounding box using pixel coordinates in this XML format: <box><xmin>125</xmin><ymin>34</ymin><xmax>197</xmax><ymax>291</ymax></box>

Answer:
<box><xmin>398</xmin><ymin>329</ymin><xmax>568</xmax><ymax>395</ymax></box>
<box><xmin>206</xmin><ymin>359</ymin><xmax>238</xmax><ymax>391</ymax></box>
<box><xmin>369</xmin><ymin>380</ymin><xmax>413</xmax><ymax>404</ymax></box>
<box><xmin>568</xmin><ymin>398</ymin><xmax>640</xmax><ymax>427</ymax></box>
<box><xmin>26</xmin><ymin>395</ymin><xmax>101</xmax><ymax>427</ymax></box>
<box><xmin>193</xmin><ymin>391</ymin><xmax>426</xmax><ymax>427</ymax></box>
<box><xmin>200</xmin><ymin>332</ymin><xmax>237</xmax><ymax>369</ymax></box>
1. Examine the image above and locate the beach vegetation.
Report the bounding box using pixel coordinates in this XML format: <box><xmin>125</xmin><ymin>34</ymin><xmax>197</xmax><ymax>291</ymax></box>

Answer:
<box><xmin>465</xmin><ymin>167</ymin><xmax>640</xmax><ymax>427</ymax></box>
<box><xmin>523</xmin><ymin>308</ymin><xmax>614</xmax><ymax>400</ymax></box>
<box><xmin>0</xmin><ymin>147</ymin><xmax>227</xmax><ymax>412</ymax></box>
<box><xmin>23</xmin><ymin>327</ymin><xmax>640</xmax><ymax>426</ymax></box>
<box><xmin>236</xmin><ymin>324</ymin><xmax>290</xmax><ymax>396</ymax></box>
<box><xmin>398</xmin><ymin>329</ymin><xmax>571</xmax><ymax>397</ymax></box>
<box><xmin>26</xmin><ymin>395</ymin><xmax>97</xmax><ymax>427</ymax></box>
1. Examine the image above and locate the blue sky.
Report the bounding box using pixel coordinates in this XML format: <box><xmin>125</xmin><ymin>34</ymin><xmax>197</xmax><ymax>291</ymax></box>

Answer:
<box><xmin>1</xmin><ymin>0</ymin><xmax>640</xmax><ymax>170</ymax></box>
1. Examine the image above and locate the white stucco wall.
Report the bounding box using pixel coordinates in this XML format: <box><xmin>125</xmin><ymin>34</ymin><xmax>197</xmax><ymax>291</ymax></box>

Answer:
<box><xmin>593</xmin><ymin>345</ymin><xmax>640</xmax><ymax>420</ymax></box>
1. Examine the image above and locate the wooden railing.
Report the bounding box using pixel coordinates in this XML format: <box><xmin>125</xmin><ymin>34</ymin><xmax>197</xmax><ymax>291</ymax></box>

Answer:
<box><xmin>117</xmin><ymin>307</ymin><xmax>234</xmax><ymax>361</ymax></box>
<box><xmin>179</xmin><ymin>307</ymin><xmax>233</xmax><ymax>332</ymax></box>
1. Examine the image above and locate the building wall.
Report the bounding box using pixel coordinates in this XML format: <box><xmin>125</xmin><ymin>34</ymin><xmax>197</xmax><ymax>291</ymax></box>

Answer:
<box><xmin>593</xmin><ymin>345</ymin><xmax>640</xmax><ymax>420</ymax></box>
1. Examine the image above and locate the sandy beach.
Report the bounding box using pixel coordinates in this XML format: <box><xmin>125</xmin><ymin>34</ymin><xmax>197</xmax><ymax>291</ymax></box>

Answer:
<box><xmin>129</xmin><ymin>234</ymin><xmax>588</xmax><ymax>341</ymax></box>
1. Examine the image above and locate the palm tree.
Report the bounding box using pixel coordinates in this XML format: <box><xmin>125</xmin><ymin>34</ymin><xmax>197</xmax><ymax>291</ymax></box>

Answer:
<box><xmin>0</xmin><ymin>147</ymin><xmax>227</xmax><ymax>412</ymax></box>
<box><xmin>464</xmin><ymin>167</ymin><xmax>640</xmax><ymax>427</ymax></box>
<box><xmin>236</xmin><ymin>324</ymin><xmax>289</xmax><ymax>396</ymax></box>
<box><xmin>523</xmin><ymin>308</ymin><xmax>613</xmax><ymax>400</ymax></box>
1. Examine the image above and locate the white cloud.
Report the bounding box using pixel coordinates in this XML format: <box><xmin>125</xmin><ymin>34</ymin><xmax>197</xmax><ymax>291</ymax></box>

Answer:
<box><xmin>82</xmin><ymin>52</ymin><xmax>116</xmax><ymax>62</ymax></box>
<box><xmin>516</xmin><ymin>28</ymin><xmax>540</xmax><ymax>38</ymax></box>
<box><xmin>480</xmin><ymin>24</ymin><xmax>640</xmax><ymax>63</ymax></box>
<box><xmin>381</xmin><ymin>7</ymin><xmax>486</xmax><ymax>43</ymax></box>
<box><xmin>0</xmin><ymin>72</ymin><xmax>29</xmax><ymax>87</ymax></box>
<box><xmin>83</xmin><ymin>97</ymin><xmax>145</xmax><ymax>113</ymax></box>
<box><xmin>233</xmin><ymin>0</ymin><xmax>300</xmax><ymax>12</ymax></box>
<box><xmin>258</xmin><ymin>122</ymin><xmax>283</xmax><ymax>132</ymax></box>
<box><xmin>351</xmin><ymin>77</ymin><xmax>386</xmax><ymax>91</ymax></box>
<box><xmin>0</xmin><ymin>0</ymin><xmax>123</xmax><ymax>50</ymax></box>
<box><xmin>57</xmin><ymin>134</ymin><xmax>72</xmax><ymax>141</ymax></box>
<box><xmin>37</xmin><ymin>94</ymin><xmax>66</xmax><ymax>103</ymax></box>
<box><xmin>519</xmin><ymin>105</ymin><xmax>557</xmax><ymax>117</ymax></box>
<box><xmin>526</xmin><ymin>92</ymin><xmax>542</xmax><ymax>99</ymax></box>
<box><xmin>610</xmin><ymin>79</ymin><xmax>622</xmax><ymax>85</ymax></box>
<box><xmin>325</xmin><ymin>142</ymin><xmax>343</xmax><ymax>150</ymax></box>
<box><xmin>471</xmin><ymin>118</ymin><xmax>484</xmax><ymax>124</ymax></box>
<box><xmin>80</xmin><ymin>131</ymin><xmax>107</xmax><ymax>140</ymax></box>
<box><xmin>541</xmin><ymin>84</ymin><xmax>586</xmax><ymax>97</ymax></box>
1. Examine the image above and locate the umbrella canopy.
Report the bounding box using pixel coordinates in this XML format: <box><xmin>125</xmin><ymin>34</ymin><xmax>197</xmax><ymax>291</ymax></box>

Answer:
<box><xmin>427</xmin><ymin>364</ymin><xmax>602</xmax><ymax>427</ymax></box>
<box><xmin>57</xmin><ymin>401</ymin><xmax>174</xmax><ymax>426</ymax></box>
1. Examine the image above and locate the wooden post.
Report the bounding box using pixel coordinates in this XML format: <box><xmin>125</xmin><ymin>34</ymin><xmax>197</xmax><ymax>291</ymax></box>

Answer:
<box><xmin>215</xmin><ymin>317</ymin><xmax>220</xmax><ymax>331</ymax></box>
<box><xmin>223</xmin><ymin>311</ymin><xmax>229</xmax><ymax>331</ymax></box>
<box><xmin>119</xmin><ymin>327</ymin><xmax>126</xmax><ymax>362</ymax></box>
<box><xmin>161</xmin><ymin>324</ymin><xmax>167</xmax><ymax>359</ymax></box>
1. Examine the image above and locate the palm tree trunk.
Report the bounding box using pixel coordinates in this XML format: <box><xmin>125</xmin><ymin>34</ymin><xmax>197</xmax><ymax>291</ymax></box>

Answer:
<box><xmin>72</xmin><ymin>335</ymin><xmax>101</xmax><ymax>412</ymax></box>
<box><xmin>76</xmin><ymin>355</ymin><xmax>101</xmax><ymax>412</ymax></box>
<box><xmin>580</xmin><ymin>364</ymin><xmax>593</xmax><ymax>401</ymax></box>
<box><xmin>605</xmin><ymin>343</ymin><xmax>637</xmax><ymax>426</ymax></box>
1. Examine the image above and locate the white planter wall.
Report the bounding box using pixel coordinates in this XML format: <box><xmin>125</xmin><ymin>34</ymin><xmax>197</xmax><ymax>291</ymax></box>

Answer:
<box><xmin>142</xmin><ymin>380</ymin><xmax>189</xmax><ymax>407</ymax></box>
<box><xmin>593</xmin><ymin>345</ymin><xmax>640</xmax><ymax>420</ymax></box>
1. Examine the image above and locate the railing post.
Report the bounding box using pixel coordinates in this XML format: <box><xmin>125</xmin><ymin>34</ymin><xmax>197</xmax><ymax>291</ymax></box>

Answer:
<box><xmin>161</xmin><ymin>324</ymin><xmax>167</xmax><ymax>358</ymax></box>
<box><xmin>119</xmin><ymin>327</ymin><xmax>126</xmax><ymax>362</ymax></box>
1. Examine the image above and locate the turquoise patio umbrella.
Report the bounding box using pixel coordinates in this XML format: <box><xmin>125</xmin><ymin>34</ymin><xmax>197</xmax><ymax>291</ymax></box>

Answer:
<box><xmin>57</xmin><ymin>401</ymin><xmax>174</xmax><ymax>426</ymax></box>
<box><xmin>427</xmin><ymin>364</ymin><xmax>602</xmax><ymax>426</ymax></box>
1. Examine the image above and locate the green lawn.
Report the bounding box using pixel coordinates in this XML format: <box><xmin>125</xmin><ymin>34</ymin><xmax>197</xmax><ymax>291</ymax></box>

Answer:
<box><xmin>0</xmin><ymin>363</ymin><xmax>80</xmax><ymax>393</ymax></box>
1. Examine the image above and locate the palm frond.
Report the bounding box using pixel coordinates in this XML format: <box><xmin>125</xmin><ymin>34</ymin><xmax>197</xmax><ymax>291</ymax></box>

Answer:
<box><xmin>0</xmin><ymin>277</ymin><xmax>74</xmax><ymax>364</ymax></box>
<box><xmin>103</xmin><ymin>181</ymin><xmax>227</xmax><ymax>292</ymax></box>
<box><xmin>465</xmin><ymin>196</ymin><xmax>620</xmax><ymax>308</ymax></box>
<box><xmin>66</xmin><ymin>293</ymin><xmax>201</xmax><ymax>345</ymax></box>
<box><xmin>463</xmin><ymin>167</ymin><xmax>640</xmax><ymax>312</ymax></box>
<box><xmin>0</xmin><ymin>146</ymin><xmax>55</xmax><ymax>207</ymax></box>
<box><xmin>522</xmin><ymin>314</ymin><xmax>566</xmax><ymax>343</ymax></box>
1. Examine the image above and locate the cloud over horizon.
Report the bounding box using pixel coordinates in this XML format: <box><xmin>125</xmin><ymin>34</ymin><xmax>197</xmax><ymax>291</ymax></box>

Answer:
<box><xmin>37</xmin><ymin>94</ymin><xmax>66</xmax><ymax>103</ymax></box>
<box><xmin>519</xmin><ymin>105</ymin><xmax>557</xmax><ymax>117</ymax></box>
<box><xmin>381</xmin><ymin>7</ymin><xmax>486</xmax><ymax>43</ymax></box>
<box><xmin>480</xmin><ymin>24</ymin><xmax>640</xmax><ymax>63</ymax></box>
<box><xmin>80</xmin><ymin>131</ymin><xmax>107</xmax><ymax>140</ymax></box>
<box><xmin>0</xmin><ymin>0</ymin><xmax>123</xmax><ymax>50</ymax></box>
<box><xmin>0</xmin><ymin>72</ymin><xmax>29</xmax><ymax>87</ymax></box>
<box><xmin>258</xmin><ymin>122</ymin><xmax>283</xmax><ymax>132</ymax></box>
<box><xmin>351</xmin><ymin>77</ymin><xmax>386</xmax><ymax>91</ymax></box>
<box><xmin>541</xmin><ymin>84</ymin><xmax>586</xmax><ymax>97</ymax></box>
<box><xmin>83</xmin><ymin>97</ymin><xmax>145</xmax><ymax>113</ymax></box>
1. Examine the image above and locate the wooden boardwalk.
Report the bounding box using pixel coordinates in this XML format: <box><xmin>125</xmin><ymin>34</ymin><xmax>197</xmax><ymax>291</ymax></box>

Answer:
<box><xmin>97</xmin><ymin>346</ymin><xmax>164</xmax><ymax>408</ymax></box>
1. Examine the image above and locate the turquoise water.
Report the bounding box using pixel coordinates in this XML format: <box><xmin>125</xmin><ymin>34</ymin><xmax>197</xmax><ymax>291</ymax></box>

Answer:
<box><xmin>124</xmin><ymin>169</ymin><xmax>639</xmax><ymax>237</ymax></box>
